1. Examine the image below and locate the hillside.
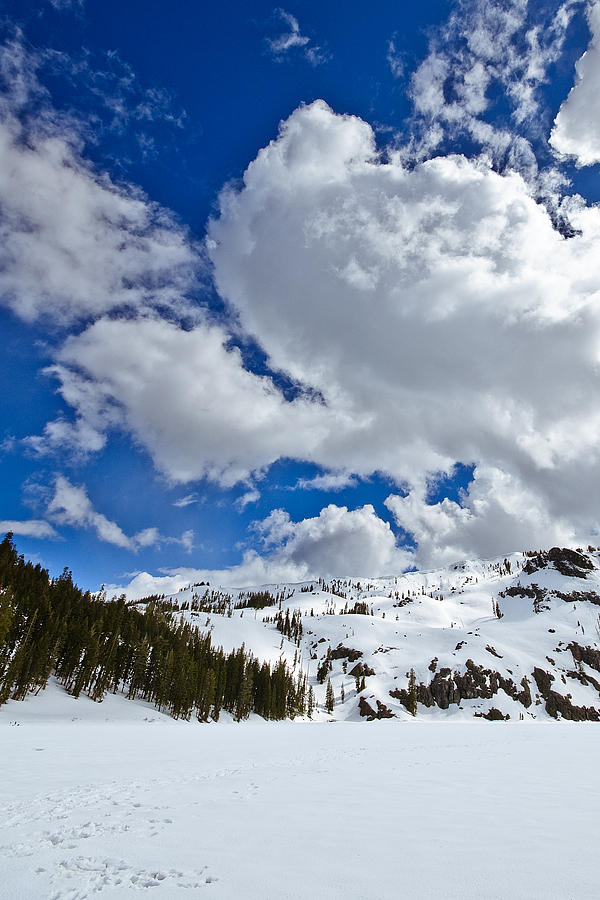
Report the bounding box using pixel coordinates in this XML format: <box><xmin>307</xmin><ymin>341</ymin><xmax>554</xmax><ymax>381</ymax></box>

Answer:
<box><xmin>139</xmin><ymin>545</ymin><xmax>600</xmax><ymax>723</ymax></box>
<box><xmin>3</xmin><ymin>533</ymin><xmax>600</xmax><ymax>722</ymax></box>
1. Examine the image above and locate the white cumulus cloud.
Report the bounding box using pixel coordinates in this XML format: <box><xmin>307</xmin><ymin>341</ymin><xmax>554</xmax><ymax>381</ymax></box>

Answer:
<box><xmin>385</xmin><ymin>465</ymin><xmax>578</xmax><ymax>569</ymax></box>
<box><xmin>113</xmin><ymin>503</ymin><xmax>414</xmax><ymax>598</ymax></box>
<box><xmin>206</xmin><ymin>100</ymin><xmax>600</xmax><ymax>561</ymax></box>
<box><xmin>37</xmin><ymin>316</ymin><xmax>346</xmax><ymax>486</ymax></box>
<box><xmin>11</xmin><ymin>5</ymin><xmax>600</xmax><ymax>574</ymax></box>
<box><xmin>253</xmin><ymin>504</ymin><xmax>414</xmax><ymax>579</ymax></box>
<box><xmin>25</xmin><ymin>97</ymin><xmax>600</xmax><ymax>566</ymax></box>
<box><xmin>551</xmin><ymin>2</ymin><xmax>600</xmax><ymax>165</ymax></box>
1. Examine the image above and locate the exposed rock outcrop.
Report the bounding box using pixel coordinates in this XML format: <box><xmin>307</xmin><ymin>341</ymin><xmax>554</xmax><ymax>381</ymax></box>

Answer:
<box><xmin>474</xmin><ymin>708</ymin><xmax>510</xmax><ymax>720</ymax></box>
<box><xmin>552</xmin><ymin>590</ymin><xmax>600</xmax><ymax>605</ymax></box>
<box><xmin>349</xmin><ymin>662</ymin><xmax>375</xmax><ymax>677</ymax></box>
<box><xmin>568</xmin><ymin>642</ymin><xmax>600</xmax><ymax>673</ymax></box>
<box><xmin>522</xmin><ymin>547</ymin><xmax>594</xmax><ymax>579</ymax></box>
<box><xmin>565</xmin><ymin>669</ymin><xmax>600</xmax><ymax>693</ymax></box>
<box><xmin>389</xmin><ymin>660</ymin><xmax>531</xmax><ymax>713</ymax></box>
<box><xmin>498</xmin><ymin>583</ymin><xmax>549</xmax><ymax>613</ymax></box>
<box><xmin>330</xmin><ymin>645</ymin><xmax>362</xmax><ymax>662</ymax></box>
<box><xmin>358</xmin><ymin>696</ymin><xmax>395</xmax><ymax>720</ymax></box>
<box><xmin>531</xmin><ymin>667</ymin><xmax>599</xmax><ymax>721</ymax></box>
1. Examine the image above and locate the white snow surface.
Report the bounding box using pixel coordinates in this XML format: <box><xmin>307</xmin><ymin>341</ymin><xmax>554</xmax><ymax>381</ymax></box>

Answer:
<box><xmin>1</xmin><ymin>692</ymin><xmax>599</xmax><ymax>900</ymax></box>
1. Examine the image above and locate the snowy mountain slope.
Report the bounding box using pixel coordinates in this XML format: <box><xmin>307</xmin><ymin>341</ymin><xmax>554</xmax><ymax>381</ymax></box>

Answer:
<box><xmin>154</xmin><ymin>546</ymin><xmax>600</xmax><ymax>722</ymax></box>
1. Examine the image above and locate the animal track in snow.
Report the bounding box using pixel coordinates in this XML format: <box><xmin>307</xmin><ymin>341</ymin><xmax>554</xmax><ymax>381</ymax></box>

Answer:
<box><xmin>45</xmin><ymin>856</ymin><xmax>216</xmax><ymax>897</ymax></box>
<box><xmin>230</xmin><ymin>781</ymin><xmax>258</xmax><ymax>800</ymax></box>
<box><xmin>0</xmin><ymin>780</ymin><xmax>141</xmax><ymax>828</ymax></box>
<box><xmin>43</xmin><ymin>819</ymin><xmax>132</xmax><ymax>848</ymax></box>
<box><xmin>0</xmin><ymin>840</ymin><xmax>35</xmax><ymax>858</ymax></box>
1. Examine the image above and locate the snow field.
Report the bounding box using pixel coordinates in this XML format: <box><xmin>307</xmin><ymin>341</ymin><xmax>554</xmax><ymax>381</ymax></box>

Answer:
<box><xmin>1</xmin><ymin>712</ymin><xmax>599</xmax><ymax>899</ymax></box>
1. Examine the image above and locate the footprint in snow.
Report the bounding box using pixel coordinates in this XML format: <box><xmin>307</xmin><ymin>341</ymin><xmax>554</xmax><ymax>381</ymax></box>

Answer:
<box><xmin>231</xmin><ymin>782</ymin><xmax>258</xmax><ymax>800</ymax></box>
<box><xmin>0</xmin><ymin>841</ymin><xmax>35</xmax><ymax>858</ymax></box>
<box><xmin>45</xmin><ymin>857</ymin><xmax>215</xmax><ymax>896</ymax></box>
<box><xmin>42</xmin><ymin>820</ymin><xmax>132</xmax><ymax>848</ymax></box>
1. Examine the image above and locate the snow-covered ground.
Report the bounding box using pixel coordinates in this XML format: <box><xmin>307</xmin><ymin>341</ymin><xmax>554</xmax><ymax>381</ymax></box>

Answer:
<box><xmin>2</xmin><ymin>685</ymin><xmax>598</xmax><ymax>899</ymax></box>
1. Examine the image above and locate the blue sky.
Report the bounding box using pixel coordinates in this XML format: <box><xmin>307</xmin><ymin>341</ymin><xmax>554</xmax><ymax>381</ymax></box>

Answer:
<box><xmin>2</xmin><ymin>0</ymin><xmax>600</xmax><ymax>596</ymax></box>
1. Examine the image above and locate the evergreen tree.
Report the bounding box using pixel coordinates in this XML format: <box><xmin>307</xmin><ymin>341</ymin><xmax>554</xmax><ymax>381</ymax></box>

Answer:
<box><xmin>307</xmin><ymin>684</ymin><xmax>314</xmax><ymax>719</ymax></box>
<box><xmin>234</xmin><ymin>667</ymin><xmax>254</xmax><ymax>722</ymax></box>
<box><xmin>316</xmin><ymin>647</ymin><xmax>332</xmax><ymax>683</ymax></box>
<box><xmin>408</xmin><ymin>668</ymin><xmax>418</xmax><ymax>717</ymax></box>
<box><xmin>325</xmin><ymin>678</ymin><xmax>335</xmax><ymax>714</ymax></box>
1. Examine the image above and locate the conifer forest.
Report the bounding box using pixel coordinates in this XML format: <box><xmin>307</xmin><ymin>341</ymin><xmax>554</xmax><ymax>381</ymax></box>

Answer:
<box><xmin>0</xmin><ymin>534</ymin><xmax>306</xmax><ymax>721</ymax></box>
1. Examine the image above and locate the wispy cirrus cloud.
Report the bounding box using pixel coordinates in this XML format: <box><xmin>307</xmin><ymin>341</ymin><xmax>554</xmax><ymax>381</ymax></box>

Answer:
<box><xmin>47</xmin><ymin>0</ymin><xmax>84</xmax><ymax>11</ymax></box>
<box><xmin>0</xmin><ymin>519</ymin><xmax>61</xmax><ymax>540</ymax></box>
<box><xmin>386</xmin><ymin>36</ymin><xmax>405</xmax><ymax>80</ymax></box>
<box><xmin>46</xmin><ymin>475</ymin><xmax>135</xmax><ymax>549</ymax></box>
<box><xmin>295</xmin><ymin>472</ymin><xmax>358</xmax><ymax>492</ymax></box>
<box><xmin>43</xmin><ymin>46</ymin><xmax>188</xmax><ymax>138</ymax></box>
<box><xmin>265</xmin><ymin>9</ymin><xmax>329</xmax><ymax>66</ymax></box>
<box><xmin>45</xmin><ymin>475</ymin><xmax>194</xmax><ymax>552</ymax></box>
<box><xmin>173</xmin><ymin>493</ymin><xmax>200</xmax><ymax>508</ymax></box>
<box><xmin>405</xmin><ymin>0</ymin><xmax>579</xmax><ymax>175</ymax></box>
<box><xmin>235</xmin><ymin>489</ymin><xmax>261</xmax><ymax>511</ymax></box>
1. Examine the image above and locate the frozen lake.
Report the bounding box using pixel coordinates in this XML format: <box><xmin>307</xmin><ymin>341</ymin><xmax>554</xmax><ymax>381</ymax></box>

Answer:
<box><xmin>2</xmin><ymin>688</ymin><xmax>598</xmax><ymax>899</ymax></box>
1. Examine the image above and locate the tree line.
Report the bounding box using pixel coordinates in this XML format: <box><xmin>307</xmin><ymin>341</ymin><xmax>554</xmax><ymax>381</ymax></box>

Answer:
<box><xmin>0</xmin><ymin>534</ymin><xmax>306</xmax><ymax>722</ymax></box>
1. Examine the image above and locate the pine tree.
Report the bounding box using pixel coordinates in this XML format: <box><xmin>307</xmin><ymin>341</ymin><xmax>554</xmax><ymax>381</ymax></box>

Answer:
<box><xmin>307</xmin><ymin>684</ymin><xmax>314</xmax><ymax>719</ymax></box>
<box><xmin>316</xmin><ymin>647</ymin><xmax>332</xmax><ymax>683</ymax></box>
<box><xmin>325</xmin><ymin>678</ymin><xmax>334</xmax><ymax>714</ymax></box>
<box><xmin>408</xmin><ymin>668</ymin><xmax>418</xmax><ymax>717</ymax></box>
<box><xmin>234</xmin><ymin>667</ymin><xmax>253</xmax><ymax>722</ymax></box>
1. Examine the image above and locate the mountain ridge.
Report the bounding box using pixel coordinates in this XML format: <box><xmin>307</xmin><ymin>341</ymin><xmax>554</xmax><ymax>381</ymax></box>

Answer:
<box><xmin>149</xmin><ymin>545</ymin><xmax>600</xmax><ymax>722</ymax></box>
